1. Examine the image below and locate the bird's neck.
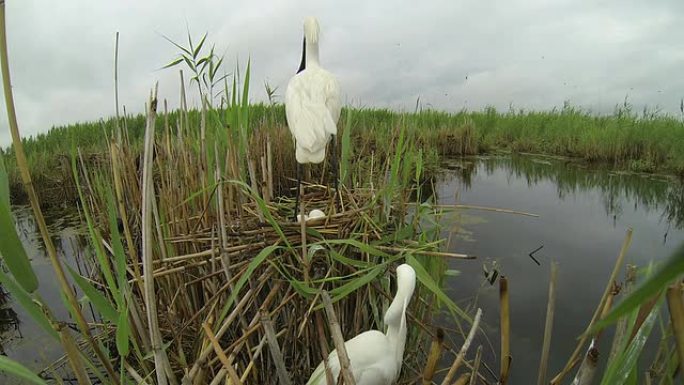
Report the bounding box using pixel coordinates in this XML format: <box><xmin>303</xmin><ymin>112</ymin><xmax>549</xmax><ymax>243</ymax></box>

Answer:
<box><xmin>305</xmin><ymin>41</ymin><xmax>320</xmax><ymax>67</ymax></box>
<box><xmin>385</xmin><ymin>313</ymin><xmax>408</xmax><ymax>363</ymax></box>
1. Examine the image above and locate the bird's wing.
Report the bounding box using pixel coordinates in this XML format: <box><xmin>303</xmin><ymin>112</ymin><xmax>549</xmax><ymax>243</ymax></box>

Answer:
<box><xmin>305</xmin><ymin>331</ymin><xmax>391</xmax><ymax>385</ymax></box>
<box><xmin>355</xmin><ymin>367</ymin><xmax>394</xmax><ymax>385</ymax></box>
<box><xmin>323</xmin><ymin>74</ymin><xmax>342</xmax><ymax>133</ymax></box>
<box><xmin>285</xmin><ymin>72</ymin><xmax>336</xmax><ymax>154</ymax></box>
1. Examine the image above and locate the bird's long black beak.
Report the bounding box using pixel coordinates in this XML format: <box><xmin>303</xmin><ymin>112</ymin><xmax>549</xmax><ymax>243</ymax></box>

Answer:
<box><xmin>297</xmin><ymin>37</ymin><xmax>306</xmax><ymax>73</ymax></box>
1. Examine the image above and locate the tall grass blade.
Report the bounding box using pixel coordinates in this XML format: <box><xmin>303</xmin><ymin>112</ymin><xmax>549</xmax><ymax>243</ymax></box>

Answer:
<box><xmin>591</xmin><ymin>242</ymin><xmax>684</xmax><ymax>333</ymax></box>
<box><xmin>65</xmin><ymin>264</ymin><xmax>118</xmax><ymax>323</ymax></box>
<box><xmin>0</xmin><ymin>268</ymin><xmax>57</xmax><ymax>339</ymax></box>
<box><xmin>0</xmin><ymin>355</ymin><xmax>47</xmax><ymax>385</ymax></box>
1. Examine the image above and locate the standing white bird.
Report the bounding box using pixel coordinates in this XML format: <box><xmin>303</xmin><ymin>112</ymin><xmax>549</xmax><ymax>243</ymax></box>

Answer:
<box><xmin>306</xmin><ymin>264</ymin><xmax>416</xmax><ymax>385</ymax></box>
<box><xmin>285</xmin><ymin>17</ymin><xmax>341</xmax><ymax>219</ymax></box>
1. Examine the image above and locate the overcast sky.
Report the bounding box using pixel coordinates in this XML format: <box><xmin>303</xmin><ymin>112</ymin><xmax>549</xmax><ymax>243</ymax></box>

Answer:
<box><xmin>1</xmin><ymin>0</ymin><xmax>683</xmax><ymax>146</ymax></box>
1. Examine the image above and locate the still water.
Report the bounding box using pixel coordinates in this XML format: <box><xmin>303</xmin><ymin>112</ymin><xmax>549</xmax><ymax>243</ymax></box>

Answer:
<box><xmin>2</xmin><ymin>154</ymin><xmax>683</xmax><ymax>383</ymax></box>
<box><xmin>1</xmin><ymin>208</ymin><xmax>86</xmax><ymax>384</ymax></box>
<box><xmin>437</xmin><ymin>155</ymin><xmax>684</xmax><ymax>383</ymax></box>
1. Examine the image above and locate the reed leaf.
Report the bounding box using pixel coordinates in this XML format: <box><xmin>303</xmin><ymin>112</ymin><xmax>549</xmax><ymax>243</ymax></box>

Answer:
<box><xmin>65</xmin><ymin>264</ymin><xmax>118</xmax><ymax>323</ymax></box>
<box><xmin>116</xmin><ymin>305</ymin><xmax>130</xmax><ymax>357</ymax></box>
<box><xmin>0</xmin><ymin>355</ymin><xmax>47</xmax><ymax>385</ymax></box>
<box><xmin>330</xmin><ymin>264</ymin><xmax>385</xmax><ymax>303</ymax></box>
<box><xmin>407</xmin><ymin>254</ymin><xmax>472</xmax><ymax>323</ymax></box>
<box><xmin>0</xmin><ymin>152</ymin><xmax>9</xmax><ymax>208</ymax></box>
<box><xmin>0</xmin><ymin>196</ymin><xmax>38</xmax><ymax>293</ymax></box>
<box><xmin>599</xmin><ymin>296</ymin><xmax>662</xmax><ymax>385</ymax></box>
<box><xmin>591</xmin><ymin>243</ymin><xmax>684</xmax><ymax>333</ymax></box>
<box><xmin>0</xmin><ymin>268</ymin><xmax>57</xmax><ymax>339</ymax></box>
<box><xmin>218</xmin><ymin>243</ymin><xmax>282</xmax><ymax>324</ymax></box>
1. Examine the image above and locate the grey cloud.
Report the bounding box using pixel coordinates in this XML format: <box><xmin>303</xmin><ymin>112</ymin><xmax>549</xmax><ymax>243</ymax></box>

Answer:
<box><xmin>1</xmin><ymin>0</ymin><xmax>683</xmax><ymax>146</ymax></box>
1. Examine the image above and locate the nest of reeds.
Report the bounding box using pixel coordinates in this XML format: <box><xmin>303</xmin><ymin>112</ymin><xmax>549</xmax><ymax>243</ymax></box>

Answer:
<box><xmin>43</xmin><ymin>86</ymin><xmax>478</xmax><ymax>385</ymax></box>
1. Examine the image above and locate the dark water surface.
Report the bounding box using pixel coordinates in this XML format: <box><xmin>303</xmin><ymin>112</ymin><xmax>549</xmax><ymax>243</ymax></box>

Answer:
<box><xmin>2</xmin><ymin>155</ymin><xmax>684</xmax><ymax>383</ymax></box>
<box><xmin>1</xmin><ymin>207</ymin><xmax>85</xmax><ymax>384</ymax></box>
<box><xmin>437</xmin><ymin>155</ymin><xmax>684</xmax><ymax>383</ymax></box>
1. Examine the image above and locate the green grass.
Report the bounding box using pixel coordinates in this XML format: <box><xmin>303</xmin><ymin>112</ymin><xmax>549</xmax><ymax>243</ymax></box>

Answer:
<box><xmin>3</xmin><ymin>102</ymin><xmax>684</xmax><ymax>207</ymax></box>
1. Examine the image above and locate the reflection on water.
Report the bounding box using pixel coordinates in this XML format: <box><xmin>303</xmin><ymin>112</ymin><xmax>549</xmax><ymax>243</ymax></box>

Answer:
<box><xmin>439</xmin><ymin>155</ymin><xmax>684</xmax><ymax>384</ymax></box>
<box><xmin>446</xmin><ymin>154</ymin><xmax>684</xmax><ymax>230</ymax></box>
<box><xmin>1</xmin><ymin>207</ymin><xmax>84</xmax><ymax>384</ymax></box>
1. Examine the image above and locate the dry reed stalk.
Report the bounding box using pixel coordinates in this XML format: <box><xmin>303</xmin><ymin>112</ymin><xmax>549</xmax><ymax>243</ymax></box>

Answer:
<box><xmin>666</xmin><ymin>282</ymin><xmax>684</xmax><ymax>371</ymax></box>
<box><xmin>608</xmin><ymin>264</ymin><xmax>637</xmax><ymax>363</ymax></box>
<box><xmin>110</xmin><ymin>142</ymin><xmax>142</xmax><ymax>285</ymax></box>
<box><xmin>0</xmin><ymin>2</ymin><xmax>119</xmax><ymax>380</ymax></box>
<box><xmin>550</xmin><ymin>228</ymin><xmax>633</xmax><ymax>385</ymax></box>
<box><xmin>202</xmin><ymin>322</ymin><xmax>243</xmax><ymax>385</ymax></box>
<box><xmin>124</xmin><ymin>361</ymin><xmax>150</xmax><ymax>385</ymax></box>
<box><xmin>499</xmin><ymin>276</ymin><xmax>511</xmax><ymax>384</ymax></box>
<box><xmin>537</xmin><ymin>262</ymin><xmax>558</xmax><ymax>385</ymax></box>
<box><xmin>59</xmin><ymin>327</ymin><xmax>92</xmax><ymax>385</ymax></box>
<box><xmin>375</xmin><ymin>246</ymin><xmax>475</xmax><ymax>260</ymax></box>
<box><xmin>141</xmin><ymin>85</ymin><xmax>175</xmax><ymax>385</ymax></box>
<box><xmin>429</xmin><ymin>204</ymin><xmax>540</xmax><ymax>218</ymax></box>
<box><xmin>261</xmin><ymin>310</ymin><xmax>293</xmax><ymax>385</ymax></box>
<box><xmin>422</xmin><ymin>328</ymin><xmax>445</xmax><ymax>385</ymax></box>
<box><xmin>315</xmin><ymin>311</ymin><xmax>336</xmax><ymax>385</ymax></box>
<box><xmin>267</xmin><ymin>135</ymin><xmax>274</xmax><ymax>199</ymax></box>
<box><xmin>440</xmin><ymin>308</ymin><xmax>483</xmax><ymax>385</ymax></box>
<box><xmin>468</xmin><ymin>345</ymin><xmax>482</xmax><ymax>385</ymax></box>
<box><xmin>570</xmin><ymin>346</ymin><xmax>598</xmax><ymax>385</ymax></box>
<box><xmin>321</xmin><ymin>291</ymin><xmax>357</xmax><ymax>385</ymax></box>
<box><xmin>185</xmin><ymin>281</ymin><xmax>282</xmax><ymax>382</ymax></box>
<box><xmin>452</xmin><ymin>373</ymin><xmax>470</xmax><ymax>385</ymax></box>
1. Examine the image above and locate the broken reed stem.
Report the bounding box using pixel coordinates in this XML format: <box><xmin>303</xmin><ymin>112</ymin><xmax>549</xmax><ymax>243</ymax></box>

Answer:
<box><xmin>469</xmin><ymin>345</ymin><xmax>482</xmax><ymax>385</ymax></box>
<box><xmin>571</xmin><ymin>345</ymin><xmax>599</xmax><ymax>385</ymax></box>
<box><xmin>499</xmin><ymin>276</ymin><xmax>511</xmax><ymax>385</ymax></box>
<box><xmin>537</xmin><ymin>262</ymin><xmax>558</xmax><ymax>385</ymax></box>
<box><xmin>0</xmin><ymin>2</ymin><xmax>119</xmax><ymax>381</ymax></box>
<box><xmin>550</xmin><ymin>228</ymin><xmax>633</xmax><ymax>385</ymax></box>
<box><xmin>666</xmin><ymin>283</ymin><xmax>684</xmax><ymax>371</ymax></box>
<box><xmin>59</xmin><ymin>327</ymin><xmax>92</xmax><ymax>385</ymax></box>
<box><xmin>608</xmin><ymin>265</ymin><xmax>636</xmax><ymax>363</ymax></box>
<box><xmin>440</xmin><ymin>308</ymin><xmax>483</xmax><ymax>385</ymax></box>
<box><xmin>261</xmin><ymin>310</ymin><xmax>293</xmax><ymax>385</ymax></box>
<box><xmin>321</xmin><ymin>291</ymin><xmax>357</xmax><ymax>385</ymax></box>
<box><xmin>422</xmin><ymin>327</ymin><xmax>445</xmax><ymax>385</ymax></box>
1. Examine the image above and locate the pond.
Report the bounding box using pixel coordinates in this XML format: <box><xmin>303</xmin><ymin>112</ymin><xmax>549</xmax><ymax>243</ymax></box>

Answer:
<box><xmin>437</xmin><ymin>154</ymin><xmax>684</xmax><ymax>383</ymax></box>
<box><xmin>2</xmin><ymin>154</ymin><xmax>683</xmax><ymax>383</ymax></box>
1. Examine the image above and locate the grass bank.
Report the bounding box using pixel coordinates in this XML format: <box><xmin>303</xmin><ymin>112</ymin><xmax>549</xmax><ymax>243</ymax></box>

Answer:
<box><xmin>3</xmin><ymin>102</ymin><xmax>684</xmax><ymax>207</ymax></box>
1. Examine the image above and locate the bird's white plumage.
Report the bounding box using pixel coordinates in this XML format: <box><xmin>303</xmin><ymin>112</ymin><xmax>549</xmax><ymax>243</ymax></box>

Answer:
<box><xmin>285</xmin><ymin>17</ymin><xmax>341</xmax><ymax>164</ymax></box>
<box><xmin>306</xmin><ymin>264</ymin><xmax>416</xmax><ymax>385</ymax></box>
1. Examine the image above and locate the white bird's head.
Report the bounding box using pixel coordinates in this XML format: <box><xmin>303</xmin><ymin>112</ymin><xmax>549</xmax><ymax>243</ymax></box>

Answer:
<box><xmin>303</xmin><ymin>17</ymin><xmax>320</xmax><ymax>45</ymax></box>
<box><xmin>383</xmin><ymin>264</ymin><xmax>416</xmax><ymax>326</ymax></box>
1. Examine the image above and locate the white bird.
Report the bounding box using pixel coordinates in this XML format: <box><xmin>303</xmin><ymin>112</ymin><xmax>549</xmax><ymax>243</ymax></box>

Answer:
<box><xmin>285</xmin><ymin>17</ymin><xmax>341</xmax><ymax>219</ymax></box>
<box><xmin>296</xmin><ymin>208</ymin><xmax>326</xmax><ymax>223</ymax></box>
<box><xmin>306</xmin><ymin>264</ymin><xmax>416</xmax><ymax>385</ymax></box>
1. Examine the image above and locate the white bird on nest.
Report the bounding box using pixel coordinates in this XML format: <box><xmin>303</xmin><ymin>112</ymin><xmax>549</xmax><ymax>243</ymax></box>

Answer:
<box><xmin>306</xmin><ymin>264</ymin><xmax>416</xmax><ymax>385</ymax></box>
<box><xmin>296</xmin><ymin>208</ymin><xmax>326</xmax><ymax>223</ymax></box>
<box><xmin>285</xmin><ymin>17</ymin><xmax>341</xmax><ymax>221</ymax></box>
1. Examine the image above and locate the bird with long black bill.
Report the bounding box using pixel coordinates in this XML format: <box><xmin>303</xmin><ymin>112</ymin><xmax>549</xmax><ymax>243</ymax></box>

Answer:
<box><xmin>306</xmin><ymin>264</ymin><xmax>416</xmax><ymax>385</ymax></box>
<box><xmin>285</xmin><ymin>17</ymin><xmax>341</xmax><ymax>221</ymax></box>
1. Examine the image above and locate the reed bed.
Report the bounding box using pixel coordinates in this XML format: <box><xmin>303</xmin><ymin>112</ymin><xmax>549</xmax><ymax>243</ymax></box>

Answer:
<box><xmin>5</xmin><ymin>99</ymin><xmax>684</xmax><ymax>208</ymax></box>
<box><xmin>0</xmin><ymin>63</ymin><xmax>483</xmax><ymax>383</ymax></box>
<box><xmin>1</xmin><ymin>12</ymin><xmax>684</xmax><ymax>385</ymax></box>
